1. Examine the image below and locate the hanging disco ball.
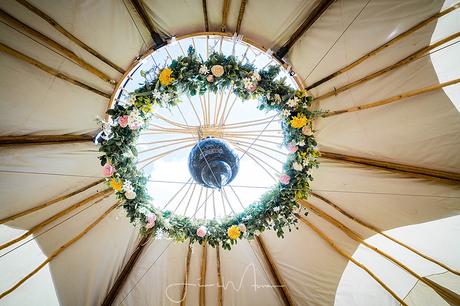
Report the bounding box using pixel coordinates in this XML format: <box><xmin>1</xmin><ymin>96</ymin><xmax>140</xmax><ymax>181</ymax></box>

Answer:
<box><xmin>188</xmin><ymin>137</ymin><xmax>240</xmax><ymax>189</ymax></box>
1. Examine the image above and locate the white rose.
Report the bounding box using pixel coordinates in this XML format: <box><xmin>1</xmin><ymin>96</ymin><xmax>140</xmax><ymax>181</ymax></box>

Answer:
<box><xmin>292</xmin><ymin>162</ymin><xmax>303</xmax><ymax>171</ymax></box>
<box><xmin>125</xmin><ymin>190</ymin><xmax>137</xmax><ymax>200</ymax></box>
<box><xmin>211</xmin><ymin>65</ymin><xmax>224</xmax><ymax>77</ymax></box>
<box><xmin>238</xmin><ymin>223</ymin><xmax>247</xmax><ymax>233</ymax></box>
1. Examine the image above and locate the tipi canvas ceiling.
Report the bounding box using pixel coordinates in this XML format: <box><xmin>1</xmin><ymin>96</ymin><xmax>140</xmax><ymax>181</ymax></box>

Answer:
<box><xmin>0</xmin><ymin>0</ymin><xmax>459</xmax><ymax>305</ymax></box>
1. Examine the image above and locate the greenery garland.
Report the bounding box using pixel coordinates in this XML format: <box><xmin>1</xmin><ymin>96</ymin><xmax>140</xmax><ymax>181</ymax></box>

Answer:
<box><xmin>97</xmin><ymin>47</ymin><xmax>321</xmax><ymax>250</ymax></box>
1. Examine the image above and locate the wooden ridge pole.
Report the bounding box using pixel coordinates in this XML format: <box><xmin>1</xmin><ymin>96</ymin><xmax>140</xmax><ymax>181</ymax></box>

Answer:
<box><xmin>306</xmin><ymin>2</ymin><xmax>460</xmax><ymax>90</ymax></box>
<box><xmin>15</xmin><ymin>0</ymin><xmax>125</xmax><ymax>74</ymax></box>
<box><xmin>216</xmin><ymin>245</ymin><xmax>223</xmax><ymax>306</ymax></box>
<box><xmin>254</xmin><ymin>236</ymin><xmax>294</xmax><ymax>306</ymax></box>
<box><xmin>275</xmin><ymin>0</ymin><xmax>335</xmax><ymax>60</ymax></box>
<box><xmin>311</xmin><ymin>192</ymin><xmax>460</xmax><ymax>276</ymax></box>
<box><xmin>235</xmin><ymin>0</ymin><xmax>247</xmax><ymax>34</ymax></box>
<box><xmin>295</xmin><ymin>214</ymin><xmax>408</xmax><ymax>306</ymax></box>
<box><xmin>179</xmin><ymin>242</ymin><xmax>193</xmax><ymax>306</ymax></box>
<box><xmin>323</xmin><ymin>77</ymin><xmax>460</xmax><ymax>118</ymax></box>
<box><xmin>298</xmin><ymin>200</ymin><xmax>460</xmax><ymax>305</ymax></box>
<box><xmin>0</xmin><ymin>189</ymin><xmax>113</xmax><ymax>251</ymax></box>
<box><xmin>0</xmin><ymin>42</ymin><xmax>111</xmax><ymax>98</ymax></box>
<box><xmin>101</xmin><ymin>233</ymin><xmax>152</xmax><ymax>306</ymax></box>
<box><xmin>129</xmin><ymin>0</ymin><xmax>165</xmax><ymax>47</ymax></box>
<box><xmin>0</xmin><ymin>134</ymin><xmax>93</xmax><ymax>146</ymax></box>
<box><xmin>315</xmin><ymin>32</ymin><xmax>460</xmax><ymax>102</ymax></box>
<box><xmin>0</xmin><ymin>201</ymin><xmax>120</xmax><ymax>299</ymax></box>
<box><xmin>221</xmin><ymin>0</ymin><xmax>231</xmax><ymax>32</ymax></box>
<box><xmin>0</xmin><ymin>8</ymin><xmax>114</xmax><ymax>84</ymax></box>
<box><xmin>320</xmin><ymin>151</ymin><xmax>460</xmax><ymax>184</ymax></box>
<box><xmin>0</xmin><ymin>179</ymin><xmax>105</xmax><ymax>224</ymax></box>
<box><xmin>199</xmin><ymin>242</ymin><xmax>207</xmax><ymax>306</ymax></box>
<box><xmin>202</xmin><ymin>0</ymin><xmax>209</xmax><ymax>32</ymax></box>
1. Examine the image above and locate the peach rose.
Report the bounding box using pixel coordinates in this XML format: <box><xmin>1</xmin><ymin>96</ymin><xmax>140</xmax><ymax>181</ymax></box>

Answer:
<box><xmin>102</xmin><ymin>163</ymin><xmax>115</xmax><ymax>177</ymax></box>
<box><xmin>211</xmin><ymin>65</ymin><xmax>224</xmax><ymax>77</ymax></box>
<box><xmin>118</xmin><ymin>115</ymin><xmax>129</xmax><ymax>128</ymax></box>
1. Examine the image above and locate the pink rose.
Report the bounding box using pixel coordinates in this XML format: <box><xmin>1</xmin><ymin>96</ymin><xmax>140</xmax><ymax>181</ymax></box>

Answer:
<box><xmin>118</xmin><ymin>115</ymin><xmax>129</xmax><ymax>128</ymax></box>
<box><xmin>196</xmin><ymin>225</ymin><xmax>207</xmax><ymax>238</ymax></box>
<box><xmin>129</xmin><ymin>121</ymin><xmax>142</xmax><ymax>130</ymax></box>
<box><xmin>102</xmin><ymin>163</ymin><xmax>115</xmax><ymax>177</ymax></box>
<box><xmin>287</xmin><ymin>144</ymin><xmax>298</xmax><ymax>153</ymax></box>
<box><xmin>279</xmin><ymin>174</ymin><xmax>290</xmax><ymax>185</ymax></box>
<box><xmin>247</xmin><ymin>83</ymin><xmax>257</xmax><ymax>92</ymax></box>
<box><xmin>207</xmin><ymin>75</ymin><xmax>214</xmax><ymax>82</ymax></box>
<box><xmin>145</xmin><ymin>213</ymin><xmax>156</xmax><ymax>229</ymax></box>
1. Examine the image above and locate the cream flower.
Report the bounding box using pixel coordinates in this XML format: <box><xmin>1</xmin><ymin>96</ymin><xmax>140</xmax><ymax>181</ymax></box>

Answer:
<box><xmin>199</xmin><ymin>65</ymin><xmax>209</xmax><ymax>75</ymax></box>
<box><xmin>282</xmin><ymin>109</ymin><xmax>291</xmax><ymax>117</ymax></box>
<box><xmin>302</xmin><ymin>125</ymin><xmax>313</xmax><ymax>136</ymax></box>
<box><xmin>292</xmin><ymin>161</ymin><xmax>303</xmax><ymax>171</ymax></box>
<box><xmin>125</xmin><ymin>190</ymin><xmax>137</xmax><ymax>200</ymax></box>
<box><xmin>211</xmin><ymin>65</ymin><xmax>224</xmax><ymax>77</ymax></box>
<box><xmin>287</xmin><ymin>98</ymin><xmax>298</xmax><ymax>108</ymax></box>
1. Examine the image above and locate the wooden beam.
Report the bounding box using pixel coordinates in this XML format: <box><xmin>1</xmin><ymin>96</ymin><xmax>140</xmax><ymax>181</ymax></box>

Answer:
<box><xmin>0</xmin><ymin>201</ymin><xmax>119</xmax><ymax>299</ymax></box>
<box><xmin>0</xmin><ymin>189</ymin><xmax>113</xmax><ymax>251</ymax></box>
<box><xmin>275</xmin><ymin>0</ymin><xmax>335</xmax><ymax>60</ymax></box>
<box><xmin>0</xmin><ymin>179</ymin><xmax>104</xmax><ymax>224</ymax></box>
<box><xmin>0</xmin><ymin>42</ymin><xmax>111</xmax><ymax>98</ymax></box>
<box><xmin>0</xmin><ymin>8</ymin><xmax>114</xmax><ymax>84</ymax></box>
<box><xmin>202</xmin><ymin>0</ymin><xmax>209</xmax><ymax>32</ymax></box>
<box><xmin>199</xmin><ymin>242</ymin><xmax>207</xmax><ymax>306</ymax></box>
<box><xmin>254</xmin><ymin>236</ymin><xmax>294</xmax><ymax>306</ymax></box>
<box><xmin>216</xmin><ymin>246</ymin><xmax>223</xmax><ymax>306</ymax></box>
<box><xmin>15</xmin><ymin>0</ymin><xmax>125</xmax><ymax>74</ymax></box>
<box><xmin>298</xmin><ymin>200</ymin><xmax>460</xmax><ymax>305</ymax></box>
<box><xmin>129</xmin><ymin>0</ymin><xmax>165</xmax><ymax>47</ymax></box>
<box><xmin>180</xmin><ymin>242</ymin><xmax>193</xmax><ymax>306</ymax></box>
<box><xmin>0</xmin><ymin>134</ymin><xmax>93</xmax><ymax>146</ymax></box>
<box><xmin>320</xmin><ymin>151</ymin><xmax>460</xmax><ymax>184</ymax></box>
<box><xmin>315</xmin><ymin>32</ymin><xmax>460</xmax><ymax>102</ymax></box>
<box><xmin>101</xmin><ymin>234</ymin><xmax>151</xmax><ymax>306</ymax></box>
<box><xmin>323</xmin><ymin>77</ymin><xmax>460</xmax><ymax>118</ymax></box>
<box><xmin>295</xmin><ymin>214</ymin><xmax>408</xmax><ymax>306</ymax></box>
<box><xmin>306</xmin><ymin>2</ymin><xmax>460</xmax><ymax>90</ymax></box>
<box><xmin>221</xmin><ymin>0</ymin><xmax>231</xmax><ymax>32</ymax></box>
<box><xmin>235</xmin><ymin>0</ymin><xmax>247</xmax><ymax>34</ymax></box>
<box><xmin>311</xmin><ymin>192</ymin><xmax>460</xmax><ymax>276</ymax></box>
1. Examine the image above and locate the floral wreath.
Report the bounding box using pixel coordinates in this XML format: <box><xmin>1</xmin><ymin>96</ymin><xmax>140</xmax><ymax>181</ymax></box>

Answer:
<box><xmin>97</xmin><ymin>46</ymin><xmax>321</xmax><ymax>250</ymax></box>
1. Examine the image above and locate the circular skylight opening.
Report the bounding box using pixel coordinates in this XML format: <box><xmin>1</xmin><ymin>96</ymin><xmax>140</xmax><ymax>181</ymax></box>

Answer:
<box><xmin>112</xmin><ymin>33</ymin><xmax>300</xmax><ymax>220</ymax></box>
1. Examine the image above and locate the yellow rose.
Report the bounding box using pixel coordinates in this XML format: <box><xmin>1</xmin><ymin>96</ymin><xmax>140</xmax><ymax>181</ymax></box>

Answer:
<box><xmin>109</xmin><ymin>178</ymin><xmax>123</xmax><ymax>192</ymax></box>
<box><xmin>159</xmin><ymin>68</ymin><xmax>174</xmax><ymax>86</ymax></box>
<box><xmin>290</xmin><ymin>114</ymin><xmax>308</xmax><ymax>129</ymax></box>
<box><xmin>227</xmin><ymin>225</ymin><xmax>241</xmax><ymax>240</ymax></box>
<box><xmin>211</xmin><ymin>65</ymin><xmax>224</xmax><ymax>77</ymax></box>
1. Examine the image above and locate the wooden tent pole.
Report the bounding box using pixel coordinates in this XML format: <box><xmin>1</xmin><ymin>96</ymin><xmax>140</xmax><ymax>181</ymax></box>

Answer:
<box><xmin>15</xmin><ymin>0</ymin><xmax>125</xmax><ymax>73</ymax></box>
<box><xmin>199</xmin><ymin>242</ymin><xmax>207</xmax><ymax>306</ymax></box>
<box><xmin>202</xmin><ymin>0</ymin><xmax>209</xmax><ymax>32</ymax></box>
<box><xmin>129</xmin><ymin>0</ymin><xmax>165</xmax><ymax>47</ymax></box>
<box><xmin>0</xmin><ymin>134</ymin><xmax>93</xmax><ymax>146</ymax></box>
<box><xmin>235</xmin><ymin>0</ymin><xmax>247</xmax><ymax>33</ymax></box>
<box><xmin>0</xmin><ymin>189</ymin><xmax>113</xmax><ymax>251</ymax></box>
<box><xmin>221</xmin><ymin>0</ymin><xmax>231</xmax><ymax>32</ymax></box>
<box><xmin>315</xmin><ymin>32</ymin><xmax>460</xmax><ymax>102</ymax></box>
<box><xmin>324</xmin><ymin>77</ymin><xmax>460</xmax><ymax>117</ymax></box>
<box><xmin>311</xmin><ymin>192</ymin><xmax>460</xmax><ymax>276</ymax></box>
<box><xmin>275</xmin><ymin>0</ymin><xmax>335</xmax><ymax>60</ymax></box>
<box><xmin>216</xmin><ymin>246</ymin><xmax>223</xmax><ymax>306</ymax></box>
<box><xmin>254</xmin><ymin>236</ymin><xmax>295</xmax><ymax>306</ymax></box>
<box><xmin>0</xmin><ymin>42</ymin><xmax>111</xmax><ymax>98</ymax></box>
<box><xmin>180</xmin><ymin>242</ymin><xmax>193</xmax><ymax>306</ymax></box>
<box><xmin>0</xmin><ymin>8</ymin><xmax>114</xmax><ymax>84</ymax></box>
<box><xmin>320</xmin><ymin>151</ymin><xmax>460</xmax><ymax>184</ymax></box>
<box><xmin>298</xmin><ymin>200</ymin><xmax>460</xmax><ymax>305</ymax></box>
<box><xmin>101</xmin><ymin>233</ymin><xmax>152</xmax><ymax>306</ymax></box>
<box><xmin>306</xmin><ymin>2</ymin><xmax>460</xmax><ymax>90</ymax></box>
<box><xmin>0</xmin><ymin>201</ymin><xmax>120</xmax><ymax>299</ymax></box>
<box><xmin>295</xmin><ymin>214</ymin><xmax>408</xmax><ymax>306</ymax></box>
<box><xmin>0</xmin><ymin>179</ymin><xmax>104</xmax><ymax>224</ymax></box>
